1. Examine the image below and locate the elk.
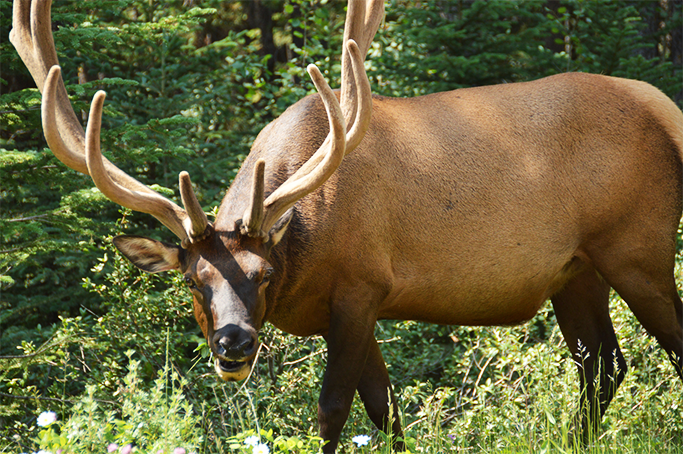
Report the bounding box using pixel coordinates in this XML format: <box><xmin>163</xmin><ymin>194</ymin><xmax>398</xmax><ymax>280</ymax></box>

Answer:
<box><xmin>11</xmin><ymin>0</ymin><xmax>683</xmax><ymax>452</ymax></box>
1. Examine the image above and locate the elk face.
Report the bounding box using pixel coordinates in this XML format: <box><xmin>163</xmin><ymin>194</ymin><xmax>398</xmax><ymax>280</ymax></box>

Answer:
<box><xmin>185</xmin><ymin>233</ymin><xmax>270</xmax><ymax>381</ymax></box>
<box><xmin>112</xmin><ymin>223</ymin><xmax>289</xmax><ymax>381</ymax></box>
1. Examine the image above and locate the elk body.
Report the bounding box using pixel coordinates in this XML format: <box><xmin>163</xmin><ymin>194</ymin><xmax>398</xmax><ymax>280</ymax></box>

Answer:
<box><xmin>11</xmin><ymin>0</ymin><xmax>683</xmax><ymax>452</ymax></box>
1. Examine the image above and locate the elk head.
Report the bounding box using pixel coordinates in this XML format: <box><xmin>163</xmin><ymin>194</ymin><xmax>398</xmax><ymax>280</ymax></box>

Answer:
<box><xmin>11</xmin><ymin>0</ymin><xmax>381</xmax><ymax>381</ymax></box>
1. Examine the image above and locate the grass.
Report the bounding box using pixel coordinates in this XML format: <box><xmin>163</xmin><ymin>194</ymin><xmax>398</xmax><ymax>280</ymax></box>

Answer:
<box><xmin>12</xmin><ymin>294</ymin><xmax>683</xmax><ymax>454</ymax></box>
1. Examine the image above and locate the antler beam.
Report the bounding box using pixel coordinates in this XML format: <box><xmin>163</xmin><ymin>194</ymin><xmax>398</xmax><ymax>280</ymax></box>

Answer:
<box><xmin>11</xmin><ymin>0</ymin><xmax>209</xmax><ymax>244</ymax></box>
<box><xmin>341</xmin><ymin>0</ymin><xmax>384</xmax><ymax>140</ymax></box>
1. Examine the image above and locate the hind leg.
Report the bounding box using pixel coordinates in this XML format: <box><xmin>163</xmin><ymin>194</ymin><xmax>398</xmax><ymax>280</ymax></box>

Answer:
<box><xmin>614</xmin><ymin>280</ymin><xmax>683</xmax><ymax>380</ymax></box>
<box><xmin>356</xmin><ymin>336</ymin><xmax>404</xmax><ymax>450</ymax></box>
<box><xmin>589</xmin><ymin>243</ymin><xmax>683</xmax><ymax>381</ymax></box>
<box><xmin>551</xmin><ymin>265</ymin><xmax>628</xmax><ymax>443</ymax></box>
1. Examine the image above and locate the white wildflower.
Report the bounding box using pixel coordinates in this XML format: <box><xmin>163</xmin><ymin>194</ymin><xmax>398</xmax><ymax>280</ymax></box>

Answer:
<box><xmin>244</xmin><ymin>435</ymin><xmax>260</xmax><ymax>446</ymax></box>
<box><xmin>352</xmin><ymin>434</ymin><xmax>371</xmax><ymax>446</ymax></box>
<box><xmin>252</xmin><ymin>443</ymin><xmax>270</xmax><ymax>454</ymax></box>
<box><xmin>36</xmin><ymin>411</ymin><xmax>57</xmax><ymax>427</ymax></box>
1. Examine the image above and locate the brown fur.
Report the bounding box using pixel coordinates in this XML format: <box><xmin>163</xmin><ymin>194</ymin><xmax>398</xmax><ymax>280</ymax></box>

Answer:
<box><xmin>220</xmin><ymin>73</ymin><xmax>682</xmax><ymax>331</ymax></box>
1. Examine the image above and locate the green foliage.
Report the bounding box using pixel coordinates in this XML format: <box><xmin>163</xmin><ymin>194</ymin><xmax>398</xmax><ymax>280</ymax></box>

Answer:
<box><xmin>35</xmin><ymin>354</ymin><xmax>203</xmax><ymax>454</ymax></box>
<box><xmin>227</xmin><ymin>429</ymin><xmax>323</xmax><ymax>454</ymax></box>
<box><xmin>373</xmin><ymin>0</ymin><xmax>556</xmax><ymax>95</ymax></box>
<box><xmin>372</xmin><ymin>0</ymin><xmax>681</xmax><ymax>100</ymax></box>
<box><xmin>551</xmin><ymin>0</ymin><xmax>682</xmax><ymax>98</ymax></box>
<box><xmin>1</xmin><ymin>0</ymin><xmax>682</xmax><ymax>453</ymax></box>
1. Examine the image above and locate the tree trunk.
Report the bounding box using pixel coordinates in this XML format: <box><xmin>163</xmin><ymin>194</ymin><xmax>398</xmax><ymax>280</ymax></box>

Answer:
<box><xmin>244</xmin><ymin>0</ymin><xmax>277</xmax><ymax>74</ymax></box>
<box><xmin>544</xmin><ymin>0</ymin><xmax>566</xmax><ymax>54</ymax></box>
<box><xmin>670</xmin><ymin>0</ymin><xmax>682</xmax><ymax>105</ymax></box>
<box><xmin>637</xmin><ymin>0</ymin><xmax>660</xmax><ymax>60</ymax></box>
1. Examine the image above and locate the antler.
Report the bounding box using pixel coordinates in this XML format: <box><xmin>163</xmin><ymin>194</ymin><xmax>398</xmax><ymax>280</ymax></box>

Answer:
<box><xmin>341</xmin><ymin>0</ymin><xmax>384</xmax><ymax>150</ymax></box>
<box><xmin>241</xmin><ymin>0</ymin><xmax>383</xmax><ymax>238</ymax></box>
<box><xmin>10</xmin><ymin>0</ymin><xmax>208</xmax><ymax>244</ymax></box>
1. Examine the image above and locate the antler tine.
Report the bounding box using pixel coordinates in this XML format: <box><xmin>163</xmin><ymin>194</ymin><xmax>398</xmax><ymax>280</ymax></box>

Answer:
<box><xmin>241</xmin><ymin>160</ymin><xmax>266</xmax><ymax>237</ymax></box>
<box><xmin>340</xmin><ymin>0</ymin><xmax>384</xmax><ymax>134</ymax></box>
<box><xmin>240</xmin><ymin>0</ymin><xmax>379</xmax><ymax>238</ymax></box>
<box><xmin>41</xmin><ymin>65</ymin><xmax>165</xmax><ymax>196</ymax></box>
<box><xmin>257</xmin><ymin>65</ymin><xmax>347</xmax><ymax>234</ymax></box>
<box><xmin>277</xmin><ymin>0</ymin><xmax>378</xmax><ymax>183</ymax></box>
<box><xmin>342</xmin><ymin>39</ymin><xmax>372</xmax><ymax>154</ymax></box>
<box><xmin>42</xmin><ymin>66</ymin><xmax>83</xmax><ymax>171</ymax></box>
<box><xmin>180</xmin><ymin>171</ymin><xmax>210</xmax><ymax>241</ymax></box>
<box><xmin>13</xmin><ymin>0</ymin><xmax>167</xmax><ymax>196</ymax></box>
<box><xmin>12</xmin><ymin>0</ymin><xmax>87</xmax><ymax>174</ymax></box>
<box><xmin>84</xmin><ymin>90</ymin><xmax>190</xmax><ymax>240</ymax></box>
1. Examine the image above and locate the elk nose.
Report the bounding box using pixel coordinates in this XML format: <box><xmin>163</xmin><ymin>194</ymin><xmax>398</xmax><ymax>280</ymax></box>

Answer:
<box><xmin>214</xmin><ymin>329</ymin><xmax>257</xmax><ymax>359</ymax></box>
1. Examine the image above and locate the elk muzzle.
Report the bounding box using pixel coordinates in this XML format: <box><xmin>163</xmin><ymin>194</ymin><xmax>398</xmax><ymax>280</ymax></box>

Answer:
<box><xmin>212</xmin><ymin>324</ymin><xmax>258</xmax><ymax>381</ymax></box>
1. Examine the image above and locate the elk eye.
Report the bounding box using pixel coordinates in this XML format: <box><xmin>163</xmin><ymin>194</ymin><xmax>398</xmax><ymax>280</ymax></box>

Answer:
<box><xmin>184</xmin><ymin>276</ymin><xmax>197</xmax><ymax>289</ymax></box>
<box><xmin>262</xmin><ymin>268</ymin><xmax>274</xmax><ymax>285</ymax></box>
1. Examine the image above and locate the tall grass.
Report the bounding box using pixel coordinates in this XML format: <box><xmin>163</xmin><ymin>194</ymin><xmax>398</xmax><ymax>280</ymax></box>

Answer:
<box><xmin>16</xmin><ymin>293</ymin><xmax>682</xmax><ymax>454</ymax></box>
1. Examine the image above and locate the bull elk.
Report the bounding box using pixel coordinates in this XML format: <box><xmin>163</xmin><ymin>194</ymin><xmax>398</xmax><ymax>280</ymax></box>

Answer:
<box><xmin>11</xmin><ymin>0</ymin><xmax>683</xmax><ymax>451</ymax></box>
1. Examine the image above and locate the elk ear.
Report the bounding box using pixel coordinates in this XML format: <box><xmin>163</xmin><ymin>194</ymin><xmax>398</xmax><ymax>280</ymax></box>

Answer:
<box><xmin>113</xmin><ymin>235</ymin><xmax>182</xmax><ymax>273</ymax></box>
<box><xmin>267</xmin><ymin>208</ymin><xmax>294</xmax><ymax>247</ymax></box>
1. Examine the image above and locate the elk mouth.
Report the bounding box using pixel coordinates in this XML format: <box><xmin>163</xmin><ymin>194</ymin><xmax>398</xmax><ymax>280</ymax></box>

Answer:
<box><xmin>218</xmin><ymin>358</ymin><xmax>247</xmax><ymax>372</ymax></box>
<box><xmin>215</xmin><ymin>357</ymin><xmax>253</xmax><ymax>381</ymax></box>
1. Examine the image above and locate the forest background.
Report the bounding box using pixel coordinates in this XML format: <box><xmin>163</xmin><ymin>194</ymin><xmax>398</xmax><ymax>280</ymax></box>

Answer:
<box><xmin>1</xmin><ymin>0</ymin><xmax>682</xmax><ymax>453</ymax></box>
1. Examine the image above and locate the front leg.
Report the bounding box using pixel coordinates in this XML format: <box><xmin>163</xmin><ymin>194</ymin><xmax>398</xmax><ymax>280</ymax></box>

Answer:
<box><xmin>318</xmin><ymin>284</ymin><xmax>384</xmax><ymax>453</ymax></box>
